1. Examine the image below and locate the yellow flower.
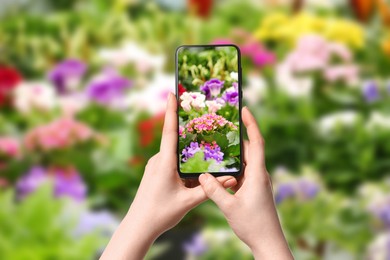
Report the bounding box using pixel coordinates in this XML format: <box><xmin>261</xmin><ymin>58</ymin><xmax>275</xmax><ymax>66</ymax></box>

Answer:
<box><xmin>254</xmin><ymin>12</ymin><xmax>365</xmax><ymax>49</ymax></box>
<box><xmin>382</xmin><ymin>37</ymin><xmax>390</xmax><ymax>56</ymax></box>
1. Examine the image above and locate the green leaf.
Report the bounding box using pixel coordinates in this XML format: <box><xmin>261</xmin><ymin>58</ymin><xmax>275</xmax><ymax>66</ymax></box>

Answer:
<box><xmin>225</xmin><ymin>144</ymin><xmax>240</xmax><ymax>157</ymax></box>
<box><xmin>226</xmin><ymin>131</ymin><xmax>240</xmax><ymax>146</ymax></box>
<box><xmin>180</xmin><ymin>152</ymin><xmax>211</xmax><ymax>173</ymax></box>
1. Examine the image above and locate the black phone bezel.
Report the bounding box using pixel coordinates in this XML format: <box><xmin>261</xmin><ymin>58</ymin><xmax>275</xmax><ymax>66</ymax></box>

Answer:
<box><xmin>175</xmin><ymin>44</ymin><xmax>243</xmax><ymax>179</ymax></box>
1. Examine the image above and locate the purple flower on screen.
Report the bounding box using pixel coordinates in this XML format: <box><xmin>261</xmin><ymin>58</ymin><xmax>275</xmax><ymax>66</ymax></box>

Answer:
<box><xmin>16</xmin><ymin>166</ymin><xmax>87</xmax><ymax>202</ymax></box>
<box><xmin>86</xmin><ymin>69</ymin><xmax>131</xmax><ymax>106</ymax></box>
<box><xmin>182</xmin><ymin>142</ymin><xmax>201</xmax><ymax>162</ymax></box>
<box><xmin>222</xmin><ymin>82</ymin><xmax>239</xmax><ymax>106</ymax></box>
<box><xmin>203</xmin><ymin>142</ymin><xmax>224</xmax><ymax>162</ymax></box>
<box><xmin>200</xmin><ymin>78</ymin><xmax>224</xmax><ymax>99</ymax></box>
<box><xmin>183</xmin><ymin>232</ymin><xmax>208</xmax><ymax>256</ymax></box>
<box><xmin>363</xmin><ymin>81</ymin><xmax>379</xmax><ymax>103</ymax></box>
<box><xmin>48</xmin><ymin>59</ymin><xmax>87</xmax><ymax>94</ymax></box>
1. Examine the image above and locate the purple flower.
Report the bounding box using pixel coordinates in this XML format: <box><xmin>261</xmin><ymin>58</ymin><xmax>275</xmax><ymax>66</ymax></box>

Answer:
<box><xmin>275</xmin><ymin>183</ymin><xmax>295</xmax><ymax>204</ymax></box>
<box><xmin>48</xmin><ymin>59</ymin><xmax>87</xmax><ymax>94</ymax></box>
<box><xmin>297</xmin><ymin>179</ymin><xmax>320</xmax><ymax>199</ymax></box>
<box><xmin>203</xmin><ymin>143</ymin><xmax>224</xmax><ymax>162</ymax></box>
<box><xmin>16</xmin><ymin>166</ymin><xmax>87</xmax><ymax>202</ymax></box>
<box><xmin>363</xmin><ymin>81</ymin><xmax>380</xmax><ymax>103</ymax></box>
<box><xmin>16</xmin><ymin>166</ymin><xmax>47</xmax><ymax>197</ymax></box>
<box><xmin>200</xmin><ymin>78</ymin><xmax>224</xmax><ymax>99</ymax></box>
<box><xmin>86</xmin><ymin>69</ymin><xmax>131</xmax><ymax>106</ymax></box>
<box><xmin>182</xmin><ymin>232</ymin><xmax>208</xmax><ymax>256</ymax></box>
<box><xmin>369</xmin><ymin>195</ymin><xmax>390</xmax><ymax>229</ymax></box>
<box><xmin>182</xmin><ymin>142</ymin><xmax>202</xmax><ymax>162</ymax></box>
<box><xmin>181</xmin><ymin>141</ymin><xmax>224</xmax><ymax>163</ymax></box>
<box><xmin>74</xmin><ymin>210</ymin><xmax>119</xmax><ymax>237</ymax></box>
<box><xmin>222</xmin><ymin>82</ymin><xmax>239</xmax><ymax>106</ymax></box>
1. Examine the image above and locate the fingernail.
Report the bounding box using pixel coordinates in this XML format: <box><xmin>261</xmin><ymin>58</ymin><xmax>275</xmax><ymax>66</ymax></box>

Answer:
<box><xmin>224</xmin><ymin>178</ymin><xmax>236</xmax><ymax>187</ymax></box>
<box><xmin>199</xmin><ymin>173</ymin><xmax>208</xmax><ymax>182</ymax></box>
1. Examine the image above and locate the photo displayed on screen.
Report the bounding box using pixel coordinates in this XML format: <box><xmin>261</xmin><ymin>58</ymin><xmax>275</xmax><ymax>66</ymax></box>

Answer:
<box><xmin>177</xmin><ymin>46</ymin><xmax>241</xmax><ymax>174</ymax></box>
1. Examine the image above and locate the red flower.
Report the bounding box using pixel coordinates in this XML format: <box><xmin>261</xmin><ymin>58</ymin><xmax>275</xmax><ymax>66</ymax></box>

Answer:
<box><xmin>188</xmin><ymin>0</ymin><xmax>213</xmax><ymax>18</ymax></box>
<box><xmin>178</xmin><ymin>83</ymin><xmax>186</xmax><ymax>97</ymax></box>
<box><xmin>0</xmin><ymin>66</ymin><xmax>22</xmax><ymax>106</ymax></box>
<box><xmin>137</xmin><ymin>113</ymin><xmax>164</xmax><ymax>147</ymax></box>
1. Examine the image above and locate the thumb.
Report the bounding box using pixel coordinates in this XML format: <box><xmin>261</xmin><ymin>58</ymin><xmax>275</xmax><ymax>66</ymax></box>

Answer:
<box><xmin>199</xmin><ymin>173</ymin><xmax>235</xmax><ymax>212</ymax></box>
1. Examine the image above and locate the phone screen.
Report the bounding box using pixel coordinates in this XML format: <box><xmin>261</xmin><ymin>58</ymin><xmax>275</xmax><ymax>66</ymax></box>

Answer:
<box><xmin>176</xmin><ymin>45</ymin><xmax>242</xmax><ymax>177</ymax></box>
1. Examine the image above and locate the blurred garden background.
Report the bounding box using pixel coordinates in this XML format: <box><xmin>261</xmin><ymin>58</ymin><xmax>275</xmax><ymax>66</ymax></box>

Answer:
<box><xmin>1</xmin><ymin>0</ymin><xmax>390</xmax><ymax>259</ymax></box>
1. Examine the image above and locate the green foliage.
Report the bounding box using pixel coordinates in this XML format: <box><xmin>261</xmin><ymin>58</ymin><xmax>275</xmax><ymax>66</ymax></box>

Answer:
<box><xmin>0</xmin><ymin>187</ymin><xmax>106</xmax><ymax>260</ymax></box>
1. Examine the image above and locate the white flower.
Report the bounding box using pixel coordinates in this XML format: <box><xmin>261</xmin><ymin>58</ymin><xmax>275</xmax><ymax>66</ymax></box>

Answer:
<box><xmin>244</xmin><ymin>73</ymin><xmax>267</xmax><ymax>105</ymax></box>
<box><xmin>318</xmin><ymin>110</ymin><xmax>359</xmax><ymax>134</ymax></box>
<box><xmin>230</xmin><ymin>71</ymin><xmax>238</xmax><ymax>81</ymax></box>
<box><xmin>366</xmin><ymin>111</ymin><xmax>390</xmax><ymax>131</ymax></box>
<box><xmin>58</xmin><ymin>93</ymin><xmax>89</xmax><ymax>117</ymax></box>
<box><xmin>180</xmin><ymin>92</ymin><xmax>206</xmax><ymax>112</ymax></box>
<box><xmin>14</xmin><ymin>82</ymin><xmax>57</xmax><ymax>114</ymax></box>
<box><xmin>124</xmin><ymin>73</ymin><xmax>175</xmax><ymax>116</ymax></box>
<box><xmin>98</xmin><ymin>41</ymin><xmax>165</xmax><ymax>73</ymax></box>
<box><xmin>366</xmin><ymin>232</ymin><xmax>390</xmax><ymax>260</ymax></box>
<box><xmin>276</xmin><ymin>64</ymin><xmax>313</xmax><ymax>98</ymax></box>
<box><xmin>205</xmin><ymin>98</ymin><xmax>225</xmax><ymax>113</ymax></box>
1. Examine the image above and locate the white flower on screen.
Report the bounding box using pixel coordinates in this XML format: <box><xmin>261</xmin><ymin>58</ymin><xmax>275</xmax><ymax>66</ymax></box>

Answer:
<box><xmin>230</xmin><ymin>71</ymin><xmax>238</xmax><ymax>81</ymax></box>
<box><xmin>275</xmin><ymin>64</ymin><xmax>313</xmax><ymax>98</ymax></box>
<box><xmin>205</xmin><ymin>98</ymin><xmax>225</xmax><ymax>113</ymax></box>
<box><xmin>180</xmin><ymin>92</ymin><xmax>206</xmax><ymax>112</ymax></box>
<box><xmin>124</xmin><ymin>73</ymin><xmax>174</xmax><ymax>117</ymax></box>
<box><xmin>365</xmin><ymin>111</ymin><xmax>390</xmax><ymax>131</ymax></box>
<box><xmin>14</xmin><ymin>82</ymin><xmax>57</xmax><ymax>114</ymax></box>
<box><xmin>98</xmin><ymin>41</ymin><xmax>165</xmax><ymax>73</ymax></box>
<box><xmin>244</xmin><ymin>73</ymin><xmax>267</xmax><ymax>105</ymax></box>
<box><xmin>317</xmin><ymin>110</ymin><xmax>359</xmax><ymax>134</ymax></box>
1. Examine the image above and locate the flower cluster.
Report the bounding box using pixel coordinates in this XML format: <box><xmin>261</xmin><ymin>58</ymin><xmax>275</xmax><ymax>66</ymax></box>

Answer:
<box><xmin>180</xmin><ymin>92</ymin><xmax>206</xmax><ymax>112</ymax></box>
<box><xmin>186</xmin><ymin>113</ymin><xmax>237</xmax><ymax>134</ymax></box>
<box><xmin>24</xmin><ymin>117</ymin><xmax>96</xmax><ymax>151</ymax></box>
<box><xmin>181</xmin><ymin>141</ymin><xmax>224</xmax><ymax>163</ymax></box>
<box><xmin>273</xmin><ymin>167</ymin><xmax>321</xmax><ymax>204</ymax></box>
<box><xmin>0</xmin><ymin>137</ymin><xmax>20</xmax><ymax>159</ymax></box>
<box><xmin>16</xmin><ymin>166</ymin><xmax>87</xmax><ymax>202</ymax></box>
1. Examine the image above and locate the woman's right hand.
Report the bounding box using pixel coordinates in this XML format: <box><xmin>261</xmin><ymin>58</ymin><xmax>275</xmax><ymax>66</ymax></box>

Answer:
<box><xmin>198</xmin><ymin>107</ymin><xmax>293</xmax><ymax>260</ymax></box>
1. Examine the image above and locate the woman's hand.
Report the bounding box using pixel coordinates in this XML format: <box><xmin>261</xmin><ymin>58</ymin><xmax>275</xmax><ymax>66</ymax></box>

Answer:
<box><xmin>198</xmin><ymin>107</ymin><xmax>293</xmax><ymax>260</ymax></box>
<box><xmin>100</xmin><ymin>93</ymin><xmax>237</xmax><ymax>260</ymax></box>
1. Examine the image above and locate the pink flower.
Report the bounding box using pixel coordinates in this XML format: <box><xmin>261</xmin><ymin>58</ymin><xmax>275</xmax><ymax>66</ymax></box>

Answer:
<box><xmin>179</xmin><ymin>125</ymin><xmax>186</xmax><ymax>138</ymax></box>
<box><xmin>0</xmin><ymin>137</ymin><xmax>20</xmax><ymax>158</ymax></box>
<box><xmin>186</xmin><ymin>113</ymin><xmax>237</xmax><ymax>134</ymax></box>
<box><xmin>323</xmin><ymin>65</ymin><xmax>359</xmax><ymax>85</ymax></box>
<box><xmin>24</xmin><ymin>118</ymin><xmax>96</xmax><ymax>152</ymax></box>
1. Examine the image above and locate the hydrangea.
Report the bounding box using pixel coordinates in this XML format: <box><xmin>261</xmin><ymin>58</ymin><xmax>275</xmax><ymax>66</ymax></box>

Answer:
<box><xmin>16</xmin><ymin>166</ymin><xmax>87</xmax><ymax>202</ymax></box>
<box><xmin>200</xmin><ymin>78</ymin><xmax>224</xmax><ymax>99</ymax></box>
<box><xmin>186</xmin><ymin>113</ymin><xmax>237</xmax><ymax>134</ymax></box>
<box><xmin>181</xmin><ymin>141</ymin><xmax>224</xmax><ymax>163</ymax></box>
<box><xmin>180</xmin><ymin>92</ymin><xmax>206</xmax><ymax>112</ymax></box>
<box><xmin>222</xmin><ymin>82</ymin><xmax>239</xmax><ymax>106</ymax></box>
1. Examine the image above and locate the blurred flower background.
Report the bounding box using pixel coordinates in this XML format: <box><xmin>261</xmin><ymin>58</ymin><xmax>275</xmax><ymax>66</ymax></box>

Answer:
<box><xmin>1</xmin><ymin>0</ymin><xmax>390</xmax><ymax>259</ymax></box>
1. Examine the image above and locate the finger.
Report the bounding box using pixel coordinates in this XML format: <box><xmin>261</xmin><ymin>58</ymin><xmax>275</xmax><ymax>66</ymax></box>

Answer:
<box><xmin>216</xmin><ymin>175</ymin><xmax>238</xmax><ymax>188</ymax></box>
<box><xmin>183</xmin><ymin>185</ymin><xmax>208</xmax><ymax>209</ymax></box>
<box><xmin>242</xmin><ymin>107</ymin><xmax>265</xmax><ymax>169</ymax></box>
<box><xmin>160</xmin><ymin>92</ymin><xmax>178</xmax><ymax>157</ymax></box>
<box><xmin>199</xmin><ymin>173</ymin><xmax>235</xmax><ymax>212</ymax></box>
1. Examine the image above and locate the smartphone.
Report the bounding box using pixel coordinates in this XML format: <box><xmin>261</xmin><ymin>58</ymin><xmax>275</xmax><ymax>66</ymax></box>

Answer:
<box><xmin>175</xmin><ymin>44</ymin><xmax>243</xmax><ymax>178</ymax></box>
